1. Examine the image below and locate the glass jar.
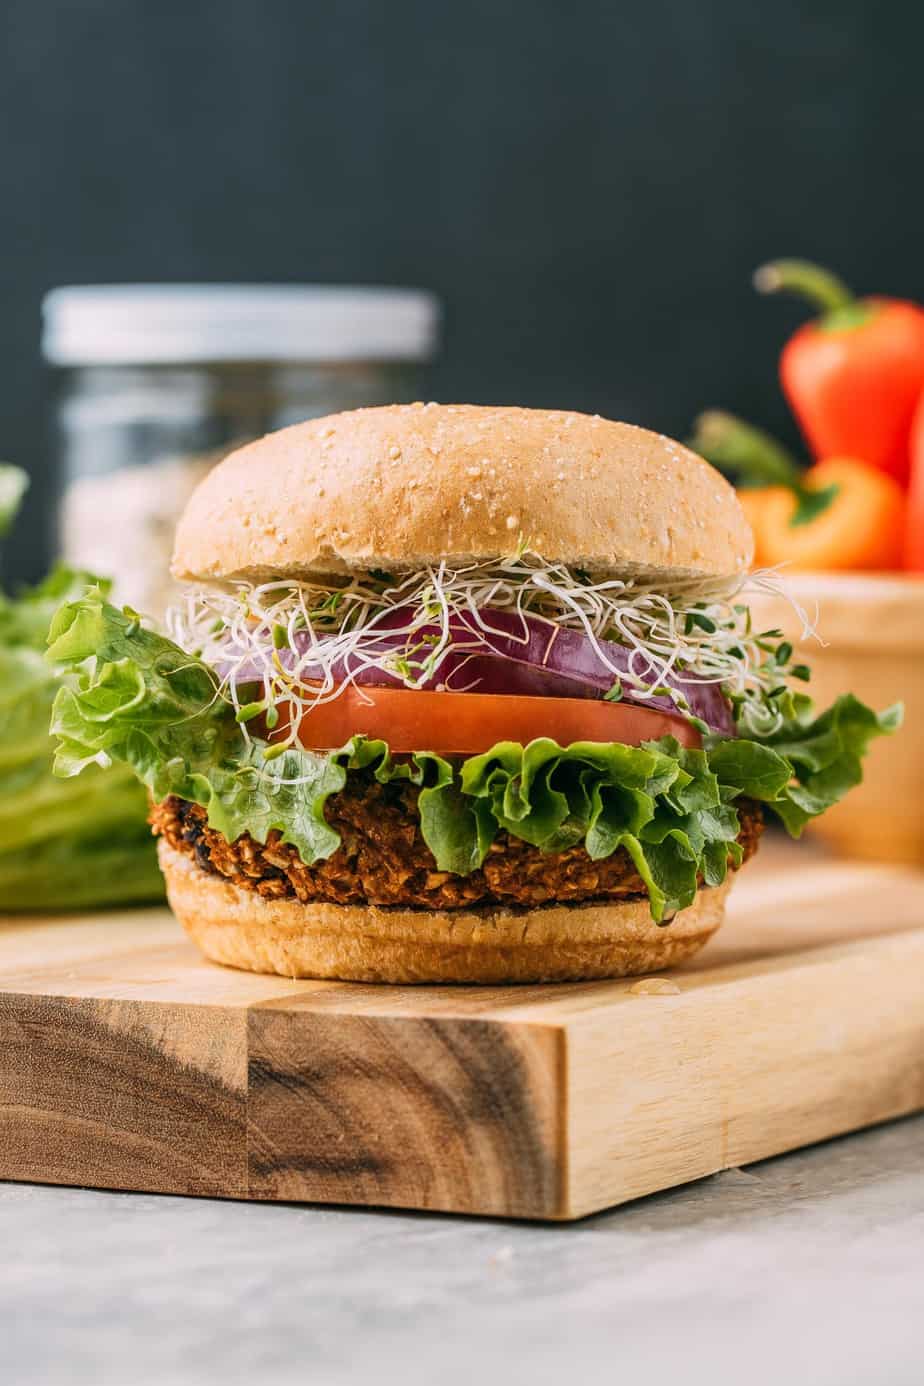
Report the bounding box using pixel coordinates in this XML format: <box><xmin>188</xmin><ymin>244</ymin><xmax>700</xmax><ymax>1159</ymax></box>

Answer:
<box><xmin>42</xmin><ymin>285</ymin><xmax>440</xmax><ymax>618</ymax></box>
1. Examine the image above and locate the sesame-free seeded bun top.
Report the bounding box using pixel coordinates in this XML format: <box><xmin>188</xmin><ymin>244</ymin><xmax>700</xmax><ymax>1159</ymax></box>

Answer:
<box><xmin>171</xmin><ymin>403</ymin><xmax>754</xmax><ymax>584</ymax></box>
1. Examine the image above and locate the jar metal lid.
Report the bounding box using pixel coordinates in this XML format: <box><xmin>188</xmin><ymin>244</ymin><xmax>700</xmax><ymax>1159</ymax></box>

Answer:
<box><xmin>41</xmin><ymin>284</ymin><xmax>441</xmax><ymax>366</ymax></box>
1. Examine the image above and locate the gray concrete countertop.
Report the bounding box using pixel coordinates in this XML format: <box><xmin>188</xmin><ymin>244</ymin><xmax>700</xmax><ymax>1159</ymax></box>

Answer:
<box><xmin>3</xmin><ymin>1115</ymin><xmax>923</xmax><ymax>1386</ymax></box>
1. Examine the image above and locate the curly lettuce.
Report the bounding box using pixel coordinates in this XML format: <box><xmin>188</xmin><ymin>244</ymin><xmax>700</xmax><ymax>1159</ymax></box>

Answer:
<box><xmin>1</xmin><ymin>473</ymin><xmax>163</xmax><ymax>911</ymax></box>
<box><xmin>48</xmin><ymin>591</ymin><xmax>900</xmax><ymax>923</ymax></box>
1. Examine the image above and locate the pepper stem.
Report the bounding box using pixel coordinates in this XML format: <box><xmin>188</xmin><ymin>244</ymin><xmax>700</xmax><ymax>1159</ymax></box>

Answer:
<box><xmin>753</xmin><ymin>259</ymin><xmax>854</xmax><ymax>315</ymax></box>
<box><xmin>689</xmin><ymin>411</ymin><xmax>840</xmax><ymax>529</ymax></box>
<box><xmin>688</xmin><ymin>411</ymin><xmax>803</xmax><ymax>488</ymax></box>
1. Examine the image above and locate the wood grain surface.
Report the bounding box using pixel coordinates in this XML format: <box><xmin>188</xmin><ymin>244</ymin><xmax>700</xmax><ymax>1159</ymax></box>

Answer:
<box><xmin>1</xmin><ymin>838</ymin><xmax>923</xmax><ymax>1219</ymax></box>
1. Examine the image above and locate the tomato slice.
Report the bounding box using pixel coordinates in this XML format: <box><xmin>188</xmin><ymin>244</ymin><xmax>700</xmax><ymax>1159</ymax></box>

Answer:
<box><xmin>268</xmin><ymin>685</ymin><xmax>701</xmax><ymax>755</ymax></box>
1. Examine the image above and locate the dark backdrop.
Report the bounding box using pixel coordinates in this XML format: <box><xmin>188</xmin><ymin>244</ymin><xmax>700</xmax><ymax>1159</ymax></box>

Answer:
<box><xmin>3</xmin><ymin>0</ymin><xmax>923</xmax><ymax>581</ymax></box>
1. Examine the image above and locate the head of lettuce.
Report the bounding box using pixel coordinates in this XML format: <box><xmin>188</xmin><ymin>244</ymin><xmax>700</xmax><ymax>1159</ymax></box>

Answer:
<box><xmin>0</xmin><ymin>465</ymin><xmax>163</xmax><ymax>911</ymax></box>
<box><xmin>46</xmin><ymin>406</ymin><xmax>899</xmax><ymax>975</ymax></box>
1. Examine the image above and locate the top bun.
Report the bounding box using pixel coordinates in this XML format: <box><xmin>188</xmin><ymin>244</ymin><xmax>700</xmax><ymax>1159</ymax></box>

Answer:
<box><xmin>171</xmin><ymin>403</ymin><xmax>753</xmax><ymax>585</ymax></box>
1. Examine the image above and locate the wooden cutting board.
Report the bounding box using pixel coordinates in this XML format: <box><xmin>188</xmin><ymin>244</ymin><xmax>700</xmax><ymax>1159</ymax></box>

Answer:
<box><xmin>2</xmin><ymin>838</ymin><xmax>923</xmax><ymax>1221</ymax></box>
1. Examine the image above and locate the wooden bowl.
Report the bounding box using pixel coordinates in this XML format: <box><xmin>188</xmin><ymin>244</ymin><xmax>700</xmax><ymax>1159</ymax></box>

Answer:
<box><xmin>750</xmin><ymin>574</ymin><xmax>924</xmax><ymax>864</ymax></box>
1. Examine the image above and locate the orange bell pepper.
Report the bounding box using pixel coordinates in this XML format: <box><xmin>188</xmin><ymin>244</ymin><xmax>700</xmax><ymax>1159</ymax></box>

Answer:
<box><xmin>689</xmin><ymin>411</ymin><xmax>905</xmax><ymax>572</ymax></box>
<box><xmin>733</xmin><ymin>489</ymin><xmax>774</xmax><ymax>567</ymax></box>
<box><xmin>758</xmin><ymin>458</ymin><xmax>904</xmax><ymax>571</ymax></box>
<box><xmin>903</xmin><ymin>390</ymin><xmax>924</xmax><ymax>570</ymax></box>
<box><xmin>754</xmin><ymin>259</ymin><xmax>924</xmax><ymax>486</ymax></box>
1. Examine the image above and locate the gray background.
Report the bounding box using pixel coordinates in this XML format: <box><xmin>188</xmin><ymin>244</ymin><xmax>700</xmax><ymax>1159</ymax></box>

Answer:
<box><xmin>3</xmin><ymin>1116</ymin><xmax>923</xmax><ymax>1385</ymax></box>
<box><xmin>2</xmin><ymin>0</ymin><xmax>923</xmax><ymax>580</ymax></box>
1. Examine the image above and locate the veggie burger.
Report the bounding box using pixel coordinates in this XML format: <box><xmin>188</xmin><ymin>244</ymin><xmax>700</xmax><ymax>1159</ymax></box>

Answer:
<box><xmin>48</xmin><ymin>404</ymin><xmax>897</xmax><ymax>982</ymax></box>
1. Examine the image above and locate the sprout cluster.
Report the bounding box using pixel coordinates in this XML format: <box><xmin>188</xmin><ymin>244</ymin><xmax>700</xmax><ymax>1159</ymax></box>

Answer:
<box><xmin>167</xmin><ymin>550</ymin><xmax>817</xmax><ymax>751</ymax></box>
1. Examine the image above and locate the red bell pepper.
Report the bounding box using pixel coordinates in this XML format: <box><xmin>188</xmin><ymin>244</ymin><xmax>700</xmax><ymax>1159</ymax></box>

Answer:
<box><xmin>903</xmin><ymin>390</ymin><xmax>924</xmax><ymax>569</ymax></box>
<box><xmin>754</xmin><ymin>259</ymin><xmax>924</xmax><ymax>486</ymax></box>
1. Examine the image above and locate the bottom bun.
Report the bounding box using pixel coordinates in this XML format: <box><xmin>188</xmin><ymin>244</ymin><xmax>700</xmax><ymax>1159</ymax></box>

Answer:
<box><xmin>160</xmin><ymin>842</ymin><xmax>734</xmax><ymax>984</ymax></box>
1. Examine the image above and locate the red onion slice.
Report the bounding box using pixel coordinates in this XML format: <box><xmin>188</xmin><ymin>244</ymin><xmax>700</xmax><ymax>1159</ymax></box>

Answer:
<box><xmin>219</xmin><ymin>606</ymin><xmax>736</xmax><ymax>736</ymax></box>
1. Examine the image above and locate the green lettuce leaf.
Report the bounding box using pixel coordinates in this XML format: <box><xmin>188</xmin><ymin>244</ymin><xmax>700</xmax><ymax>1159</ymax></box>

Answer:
<box><xmin>48</xmin><ymin>592</ymin><xmax>899</xmax><ymax>923</ymax></box>
<box><xmin>0</xmin><ymin>555</ymin><xmax>163</xmax><ymax>911</ymax></box>
<box><xmin>708</xmin><ymin>694</ymin><xmax>901</xmax><ymax>836</ymax></box>
<box><xmin>49</xmin><ymin>592</ymin><xmax>453</xmax><ymax>869</ymax></box>
<box><xmin>0</xmin><ymin>834</ymin><xmax>164</xmax><ymax>912</ymax></box>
